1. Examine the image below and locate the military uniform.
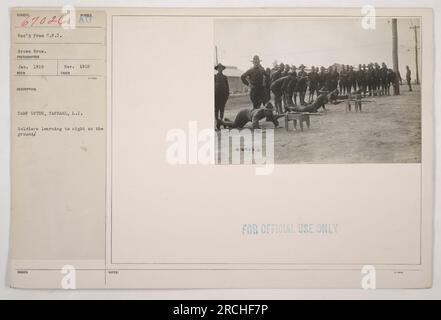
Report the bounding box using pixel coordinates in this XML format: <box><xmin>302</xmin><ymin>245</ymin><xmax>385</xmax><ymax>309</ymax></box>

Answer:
<box><xmin>241</xmin><ymin>65</ymin><xmax>266</xmax><ymax>109</ymax></box>
<box><xmin>339</xmin><ymin>66</ymin><xmax>347</xmax><ymax>95</ymax></box>
<box><xmin>286</xmin><ymin>73</ymin><xmax>297</xmax><ymax>107</ymax></box>
<box><xmin>325</xmin><ymin>67</ymin><xmax>332</xmax><ymax>90</ymax></box>
<box><xmin>308</xmin><ymin>68</ymin><xmax>319</xmax><ymax>102</ymax></box>
<box><xmin>359</xmin><ymin>65</ymin><xmax>368</xmax><ymax>97</ymax></box>
<box><xmin>270</xmin><ymin>75</ymin><xmax>290</xmax><ymax>114</ymax></box>
<box><xmin>387</xmin><ymin>69</ymin><xmax>396</xmax><ymax>95</ymax></box>
<box><xmin>373</xmin><ymin>64</ymin><xmax>381</xmax><ymax>95</ymax></box>
<box><xmin>318</xmin><ymin>68</ymin><xmax>327</xmax><ymax>91</ymax></box>
<box><xmin>351</xmin><ymin>67</ymin><xmax>358</xmax><ymax>92</ymax></box>
<box><xmin>367</xmin><ymin>64</ymin><xmax>375</xmax><ymax>96</ymax></box>
<box><xmin>214</xmin><ymin>64</ymin><xmax>229</xmax><ymax>129</ymax></box>
<box><xmin>380</xmin><ymin>64</ymin><xmax>389</xmax><ymax>95</ymax></box>
<box><xmin>282</xmin><ymin>65</ymin><xmax>290</xmax><ymax>77</ymax></box>
<box><xmin>295</xmin><ymin>68</ymin><xmax>308</xmax><ymax>105</ymax></box>
<box><xmin>347</xmin><ymin>66</ymin><xmax>355</xmax><ymax>93</ymax></box>
<box><xmin>330</xmin><ymin>69</ymin><xmax>339</xmax><ymax>92</ymax></box>
<box><xmin>290</xmin><ymin>67</ymin><xmax>298</xmax><ymax>105</ymax></box>
<box><xmin>270</xmin><ymin>64</ymin><xmax>284</xmax><ymax>83</ymax></box>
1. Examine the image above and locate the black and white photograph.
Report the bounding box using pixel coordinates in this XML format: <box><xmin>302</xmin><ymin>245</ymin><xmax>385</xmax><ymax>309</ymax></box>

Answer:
<box><xmin>214</xmin><ymin>17</ymin><xmax>422</xmax><ymax>164</ymax></box>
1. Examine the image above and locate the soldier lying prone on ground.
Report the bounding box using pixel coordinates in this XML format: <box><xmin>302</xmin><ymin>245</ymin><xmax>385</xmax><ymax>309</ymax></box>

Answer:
<box><xmin>220</xmin><ymin>102</ymin><xmax>285</xmax><ymax>129</ymax></box>
<box><xmin>287</xmin><ymin>90</ymin><xmax>337</xmax><ymax>113</ymax></box>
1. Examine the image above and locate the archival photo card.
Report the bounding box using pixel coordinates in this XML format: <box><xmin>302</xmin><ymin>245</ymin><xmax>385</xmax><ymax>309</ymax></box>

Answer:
<box><xmin>8</xmin><ymin>7</ymin><xmax>433</xmax><ymax>289</ymax></box>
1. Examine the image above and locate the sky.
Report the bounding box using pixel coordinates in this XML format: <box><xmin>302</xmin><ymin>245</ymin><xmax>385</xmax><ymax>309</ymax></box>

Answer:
<box><xmin>214</xmin><ymin>18</ymin><xmax>421</xmax><ymax>78</ymax></box>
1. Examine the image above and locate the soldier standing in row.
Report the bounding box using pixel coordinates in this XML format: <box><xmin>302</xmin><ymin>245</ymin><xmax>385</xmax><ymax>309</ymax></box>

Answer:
<box><xmin>330</xmin><ymin>66</ymin><xmax>339</xmax><ymax>92</ymax></box>
<box><xmin>325</xmin><ymin>66</ymin><xmax>332</xmax><ymax>91</ymax></box>
<box><xmin>352</xmin><ymin>66</ymin><xmax>358</xmax><ymax>92</ymax></box>
<box><xmin>355</xmin><ymin>64</ymin><xmax>361</xmax><ymax>94</ymax></box>
<box><xmin>241</xmin><ymin>55</ymin><xmax>266</xmax><ymax>109</ymax></box>
<box><xmin>374</xmin><ymin>62</ymin><xmax>381</xmax><ymax>95</ymax></box>
<box><xmin>318</xmin><ymin>66</ymin><xmax>327</xmax><ymax>92</ymax></box>
<box><xmin>347</xmin><ymin>65</ymin><xmax>356</xmax><ymax>93</ymax></box>
<box><xmin>359</xmin><ymin>64</ymin><xmax>368</xmax><ymax>97</ymax></box>
<box><xmin>283</xmin><ymin>64</ymin><xmax>291</xmax><ymax>76</ymax></box>
<box><xmin>339</xmin><ymin>65</ymin><xmax>347</xmax><ymax>95</ymax></box>
<box><xmin>214</xmin><ymin>63</ymin><xmax>230</xmax><ymax>130</ymax></box>
<box><xmin>342</xmin><ymin>65</ymin><xmax>349</xmax><ymax>93</ymax></box>
<box><xmin>329</xmin><ymin>66</ymin><xmax>339</xmax><ymax>103</ymax></box>
<box><xmin>367</xmin><ymin>63</ymin><xmax>375</xmax><ymax>96</ymax></box>
<box><xmin>308</xmin><ymin>66</ymin><xmax>319</xmax><ymax>103</ymax></box>
<box><xmin>387</xmin><ymin>68</ymin><xmax>396</xmax><ymax>96</ymax></box>
<box><xmin>380</xmin><ymin>63</ymin><xmax>389</xmax><ymax>96</ymax></box>
<box><xmin>295</xmin><ymin>64</ymin><xmax>308</xmax><ymax>105</ymax></box>
<box><xmin>289</xmin><ymin>65</ymin><xmax>298</xmax><ymax>106</ymax></box>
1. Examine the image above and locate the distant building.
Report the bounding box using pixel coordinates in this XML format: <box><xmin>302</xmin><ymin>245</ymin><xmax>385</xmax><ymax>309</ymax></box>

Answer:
<box><xmin>330</xmin><ymin>63</ymin><xmax>362</xmax><ymax>71</ymax></box>
<box><xmin>330</xmin><ymin>63</ymin><xmax>345</xmax><ymax>72</ymax></box>
<box><xmin>214</xmin><ymin>65</ymin><xmax>247</xmax><ymax>94</ymax></box>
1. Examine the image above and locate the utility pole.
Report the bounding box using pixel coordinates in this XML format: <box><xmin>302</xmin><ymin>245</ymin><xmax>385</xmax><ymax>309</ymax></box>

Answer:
<box><xmin>392</xmin><ymin>19</ymin><xmax>400</xmax><ymax>95</ymax></box>
<box><xmin>410</xmin><ymin>25</ymin><xmax>420</xmax><ymax>85</ymax></box>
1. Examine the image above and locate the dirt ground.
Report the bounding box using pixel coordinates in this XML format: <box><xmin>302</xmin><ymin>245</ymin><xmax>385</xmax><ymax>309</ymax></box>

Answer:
<box><xmin>217</xmin><ymin>85</ymin><xmax>421</xmax><ymax>164</ymax></box>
